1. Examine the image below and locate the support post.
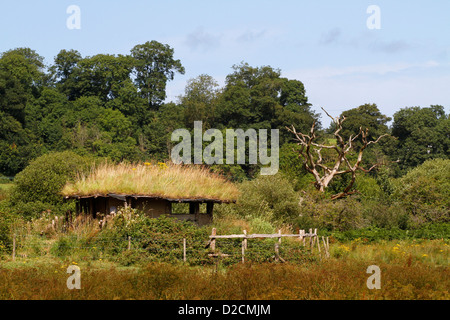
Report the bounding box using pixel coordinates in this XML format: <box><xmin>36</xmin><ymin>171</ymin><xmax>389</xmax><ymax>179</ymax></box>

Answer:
<box><xmin>309</xmin><ymin>228</ymin><xmax>313</xmax><ymax>248</ymax></box>
<box><xmin>302</xmin><ymin>230</ymin><xmax>306</xmax><ymax>246</ymax></box>
<box><xmin>242</xmin><ymin>230</ymin><xmax>247</xmax><ymax>263</ymax></box>
<box><xmin>275</xmin><ymin>242</ymin><xmax>279</xmax><ymax>262</ymax></box>
<box><xmin>183</xmin><ymin>238</ymin><xmax>187</xmax><ymax>262</ymax></box>
<box><xmin>211</xmin><ymin>228</ymin><xmax>216</xmax><ymax>253</ymax></box>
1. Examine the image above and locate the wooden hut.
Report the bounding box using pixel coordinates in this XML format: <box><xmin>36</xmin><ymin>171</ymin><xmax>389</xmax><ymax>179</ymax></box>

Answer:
<box><xmin>62</xmin><ymin>163</ymin><xmax>238</xmax><ymax>226</ymax></box>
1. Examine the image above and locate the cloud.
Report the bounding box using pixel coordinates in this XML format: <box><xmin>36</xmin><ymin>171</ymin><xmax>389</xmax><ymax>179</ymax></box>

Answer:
<box><xmin>370</xmin><ymin>39</ymin><xmax>412</xmax><ymax>54</ymax></box>
<box><xmin>318</xmin><ymin>28</ymin><xmax>413</xmax><ymax>54</ymax></box>
<box><xmin>319</xmin><ymin>27</ymin><xmax>341</xmax><ymax>45</ymax></box>
<box><xmin>236</xmin><ymin>29</ymin><xmax>267</xmax><ymax>43</ymax></box>
<box><xmin>285</xmin><ymin>60</ymin><xmax>440</xmax><ymax>80</ymax></box>
<box><xmin>184</xmin><ymin>27</ymin><xmax>221</xmax><ymax>51</ymax></box>
<box><xmin>283</xmin><ymin>61</ymin><xmax>447</xmax><ymax>127</ymax></box>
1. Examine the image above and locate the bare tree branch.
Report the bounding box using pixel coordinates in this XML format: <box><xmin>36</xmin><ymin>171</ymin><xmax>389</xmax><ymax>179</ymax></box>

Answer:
<box><xmin>286</xmin><ymin>109</ymin><xmax>390</xmax><ymax>199</ymax></box>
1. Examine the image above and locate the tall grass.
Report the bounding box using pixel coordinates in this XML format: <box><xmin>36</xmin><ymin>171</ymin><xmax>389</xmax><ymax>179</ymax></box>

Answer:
<box><xmin>0</xmin><ymin>260</ymin><xmax>448</xmax><ymax>300</ymax></box>
<box><xmin>62</xmin><ymin>162</ymin><xmax>239</xmax><ymax>202</ymax></box>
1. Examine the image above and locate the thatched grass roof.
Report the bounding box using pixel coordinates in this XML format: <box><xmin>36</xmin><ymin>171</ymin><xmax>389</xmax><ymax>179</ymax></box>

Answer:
<box><xmin>62</xmin><ymin>162</ymin><xmax>239</xmax><ymax>203</ymax></box>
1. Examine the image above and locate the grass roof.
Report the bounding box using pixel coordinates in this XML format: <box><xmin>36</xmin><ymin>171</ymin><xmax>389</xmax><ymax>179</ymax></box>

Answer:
<box><xmin>62</xmin><ymin>162</ymin><xmax>239</xmax><ymax>202</ymax></box>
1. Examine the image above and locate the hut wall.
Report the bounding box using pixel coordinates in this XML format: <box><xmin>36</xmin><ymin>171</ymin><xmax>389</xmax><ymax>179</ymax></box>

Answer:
<box><xmin>134</xmin><ymin>199</ymin><xmax>171</xmax><ymax>217</ymax></box>
<box><xmin>107</xmin><ymin>197</ymin><xmax>126</xmax><ymax>214</ymax></box>
<box><xmin>76</xmin><ymin>197</ymin><xmax>214</xmax><ymax>226</ymax></box>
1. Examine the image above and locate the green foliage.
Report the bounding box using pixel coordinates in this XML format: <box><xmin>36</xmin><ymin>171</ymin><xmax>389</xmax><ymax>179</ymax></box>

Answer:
<box><xmin>339</xmin><ymin>103</ymin><xmax>391</xmax><ymax>145</ymax></box>
<box><xmin>9</xmin><ymin>151</ymin><xmax>91</xmax><ymax>217</ymax></box>
<box><xmin>279</xmin><ymin>143</ymin><xmax>313</xmax><ymax>190</ymax></box>
<box><xmin>296</xmin><ymin>192</ymin><xmax>366</xmax><ymax>231</ymax></box>
<box><xmin>392</xmin><ymin>158</ymin><xmax>450</xmax><ymax>223</ymax></box>
<box><xmin>330</xmin><ymin>223</ymin><xmax>450</xmax><ymax>242</ymax></box>
<box><xmin>216</xmin><ymin>62</ymin><xmax>317</xmax><ymax>140</ymax></box>
<box><xmin>130</xmin><ymin>41</ymin><xmax>185</xmax><ymax>107</ymax></box>
<box><xmin>92</xmin><ymin>208</ymin><xmax>210</xmax><ymax>265</ymax></box>
<box><xmin>391</xmin><ymin>105</ymin><xmax>449</xmax><ymax>174</ymax></box>
<box><xmin>231</xmin><ymin>173</ymin><xmax>301</xmax><ymax>223</ymax></box>
<box><xmin>180</xmin><ymin>74</ymin><xmax>220</xmax><ymax>129</ymax></box>
<box><xmin>0</xmin><ymin>211</ymin><xmax>14</xmax><ymax>254</ymax></box>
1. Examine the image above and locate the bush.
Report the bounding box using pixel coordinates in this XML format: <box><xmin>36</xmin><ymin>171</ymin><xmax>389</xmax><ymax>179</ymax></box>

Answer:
<box><xmin>93</xmin><ymin>208</ymin><xmax>210</xmax><ymax>265</ymax></box>
<box><xmin>329</xmin><ymin>223</ymin><xmax>450</xmax><ymax>242</ymax></box>
<box><xmin>0</xmin><ymin>211</ymin><xmax>14</xmax><ymax>254</ymax></box>
<box><xmin>9</xmin><ymin>151</ymin><xmax>92</xmax><ymax>218</ymax></box>
<box><xmin>361</xmin><ymin>200</ymin><xmax>411</xmax><ymax>229</ymax></box>
<box><xmin>295</xmin><ymin>191</ymin><xmax>367</xmax><ymax>232</ymax></box>
<box><xmin>231</xmin><ymin>173</ymin><xmax>301</xmax><ymax>224</ymax></box>
<box><xmin>392</xmin><ymin>158</ymin><xmax>450</xmax><ymax>224</ymax></box>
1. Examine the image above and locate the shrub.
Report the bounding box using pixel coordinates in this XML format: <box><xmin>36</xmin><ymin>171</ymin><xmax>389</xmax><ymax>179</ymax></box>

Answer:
<box><xmin>9</xmin><ymin>151</ymin><xmax>92</xmax><ymax>217</ymax></box>
<box><xmin>296</xmin><ymin>191</ymin><xmax>367</xmax><ymax>232</ymax></box>
<box><xmin>361</xmin><ymin>200</ymin><xmax>411</xmax><ymax>229</ymax></box>
<box><xmin>0</xmin><ymin>211</ymin><xmax>14</xmax><ymax>254</ymax></box>
<box><xmin>232</xmin><ymin>173</ymin><xmax>301</xmax><ymax>224</ymax></box>
<box><xmin>93</xmin><ymin>208</ymin><xmax>210</xmax><ymax>265</ymax></box>
<box><xmin>392</xmin><ymin>158</ymin><xmax>450</xmax><ymax>223</ymax></box>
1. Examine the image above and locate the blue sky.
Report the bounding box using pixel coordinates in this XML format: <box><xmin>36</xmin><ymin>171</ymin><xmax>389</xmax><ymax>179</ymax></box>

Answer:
<box><xmin>1</xmin><ymin>0</ymin><xmax>449</xmax><ymax>127</ymax></box>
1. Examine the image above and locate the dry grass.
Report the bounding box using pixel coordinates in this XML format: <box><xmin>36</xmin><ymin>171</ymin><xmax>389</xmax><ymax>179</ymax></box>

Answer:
<box><xmin>62</xmin><ymin>162</ymin><xmax>240</xmax><ymax>202</ymax></box>
<box><xmin>0</xmin><ymin>259</ymin><xmax>448</xmax><ymax>300</ymax></box>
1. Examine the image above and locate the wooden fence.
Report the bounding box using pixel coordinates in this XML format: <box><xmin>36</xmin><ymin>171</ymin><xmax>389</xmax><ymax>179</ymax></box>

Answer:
<box><xmin>207</xmin><ymin>228</ymin><xmax>330</xmax><ymax>263</ymax></box>
<box><xmin>7</xmin><ymin>227</ymin><xmax>330</xmax><ymax>263</ymax></box>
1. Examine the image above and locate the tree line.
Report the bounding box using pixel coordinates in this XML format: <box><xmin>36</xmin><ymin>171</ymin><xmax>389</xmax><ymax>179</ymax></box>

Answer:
<box><xmin>0</xmin><ymin>41</ymin><xmax>448</xmax><ymax>183</ymax></box>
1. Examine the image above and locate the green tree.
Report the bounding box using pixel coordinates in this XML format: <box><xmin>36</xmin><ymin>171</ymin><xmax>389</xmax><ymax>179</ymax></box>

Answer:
<box><xmin>130</xmin><ymin>41</ymin><xmax>185</xmax><ymax>108</ymax></box>
<box><xmin>0</xmin><ymin>48</ymin><xmax>45</xmax><ymax>123</ymax></box>
<box><xmin>0</xmin><ymin>48</ymin><xmax>45</xmax><ymax>175</ymax></box>
<box><xmin>49</xmin><ymin>49</ymin><xmax>82</xmax><ymax>100</ymax></box>
<box><xmin>216</xmin><ymin>62</ymin><xmax>317</xmax><ymax>143</ymax></box>
<box><xmin>391</xmin><ymin>105</ymin><xmax>449</xmax><ymax>173</ymax></box>
<box><xmin>339</xmin><ymin>104</ymin><xmax>391</xmax><ymax>143</ymax></box>
<box><xmin>180</xmin><ymin>74</ymin><xmax>220</xmax><ymax>129</ymax></box>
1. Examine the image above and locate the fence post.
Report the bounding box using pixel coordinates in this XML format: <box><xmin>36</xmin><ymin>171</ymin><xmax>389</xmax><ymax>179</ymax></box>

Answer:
<box><xmin>309</xmin><ymin>228</ymin><xmax>313</xmax><ymax>249</ymax></box>
<box><xmin>128</xmin><ymin>236</ymin><xmax>131</xmax><ymax>251</ymax></box>
<box><xmin>302</xmin><ymin>230</ymin><xmax>306</xmax><ymax>246</ymax></box>
<box><xmin>322</xmin><ymin>236</ymin><xmax>329</xmax><ymax>258</ymax></box>
<box><xmin>275</xmin><ymin>242</ymin><xmax>279</xmax><ymax>262</ymax></box>
<box><xmin>326</xmin><ymin>237</ymin><xmax>330</xmax><ymax>258</ymax></box>
<box><xmin>211</xmin><ymin>228</ymin><xmax>216</xmax><ymax>253</ymax></box>
<box><xmin>183</xmin><ymin>238</ymin><xmax>187</xmax><ymax>262</ymax></box>
<box><xmin>242</xmin><ymin>230</ymin><xmax>247</xmax><ymax>264</ymax></box>
<box><xmin>317</xmin><ymin>234</ymin><xmax>321</xmax><ymax>254</ymax></box>
<box><xmin>12</xmin><ymin>233</ymin><xmax>16</xmax><ymax>261</ymax></box>
<box><xmin>313</xmin><ymin>228</ymin><xmax>318</xmax><ymax>252</ymax></box>
<box><xmin>278</xmin><ymin>229</ymin><xmax>282</xmax><ymax>244</ymax></box>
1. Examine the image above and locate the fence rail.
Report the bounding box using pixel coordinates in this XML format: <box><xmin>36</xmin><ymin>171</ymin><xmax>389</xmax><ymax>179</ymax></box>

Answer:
<box><xmin>207</xmin><ymin>228</ymin><xmax>330</xmax><ymax>263</ymax></box>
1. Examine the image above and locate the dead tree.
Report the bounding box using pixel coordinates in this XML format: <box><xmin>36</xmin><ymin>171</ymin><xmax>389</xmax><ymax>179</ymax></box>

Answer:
<box><xmin>286</xmin><ymin>108</ymin><xmax>390</xmax><ymax>200</ymax></box>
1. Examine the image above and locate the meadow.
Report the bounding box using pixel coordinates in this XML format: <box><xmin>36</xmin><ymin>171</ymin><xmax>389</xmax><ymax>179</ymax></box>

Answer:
<box><xmin>0</xmin><ymin>160</ymin><xmax>448</xmax><ymax>300</ymax></box>
<box><xmin>0</xmin><ymin>240</ymin><xmax>448</xmax><ymax>300</ymax></box>
<box><xmin>0</xmin><ymin>211</ymin><xmax>448</xmax><ymax>300</ymax></box>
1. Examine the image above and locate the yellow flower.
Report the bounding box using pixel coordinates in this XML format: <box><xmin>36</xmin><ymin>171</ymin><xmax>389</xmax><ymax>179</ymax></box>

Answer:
<box><xmin>132</xmin><ymin>168</ymin><xmax>137</xmax><ymax>171</ymax></box>
<box><xmin>422</xmin><ymin>254</ymin><xmax>428</xmax><ymax>257</ymax></box>
<box><xmin>158</xmin><ymin>162</ymin><xmax>168</xmax><ymax>169</ymax></box>
<box><xmin>144</xmin><ymin>162</ymin><xmax>151</xmax><ymax>166</ymax></box>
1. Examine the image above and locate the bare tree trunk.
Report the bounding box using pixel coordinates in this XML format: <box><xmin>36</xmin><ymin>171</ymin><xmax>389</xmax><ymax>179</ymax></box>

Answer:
<box><xmin>287</xmin><ymin>108</ymin><xmax>390</xmax><ymax>200</ymax></box>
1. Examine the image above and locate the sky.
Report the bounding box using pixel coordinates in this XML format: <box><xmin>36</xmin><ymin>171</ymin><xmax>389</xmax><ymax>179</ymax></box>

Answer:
<box><xmin>1</xmin><ymin>0</ymin><xmax>449</xmax><ymax>127</ymax></box>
